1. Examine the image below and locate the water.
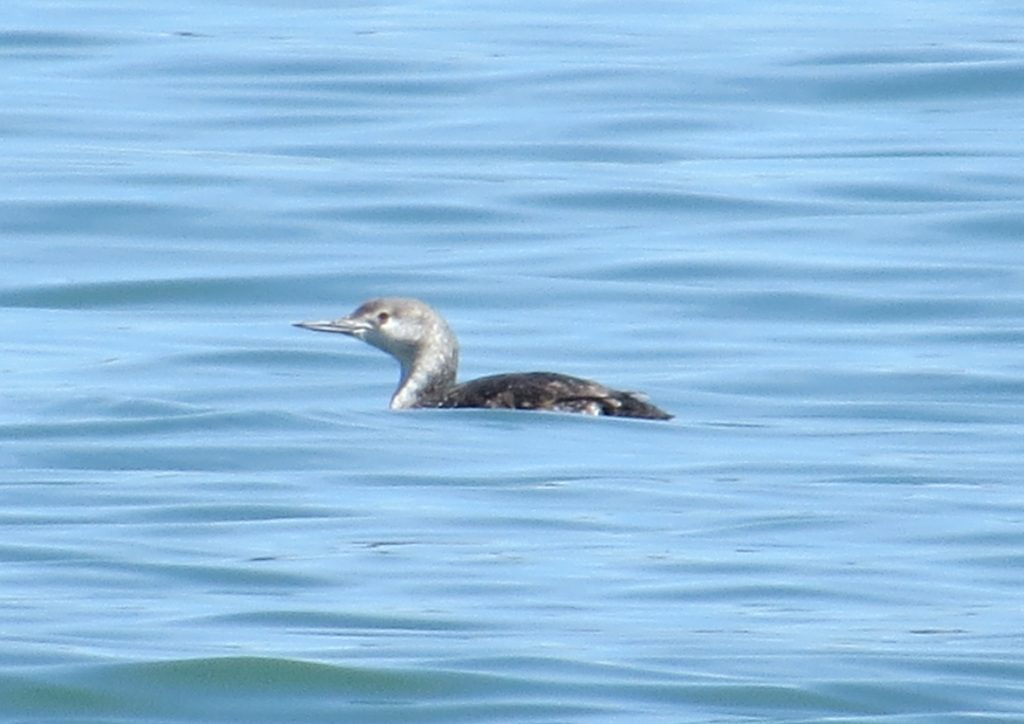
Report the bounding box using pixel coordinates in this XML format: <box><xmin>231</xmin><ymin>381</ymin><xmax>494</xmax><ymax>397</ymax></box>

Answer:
<box><xmin>3</xmin><ymin>0</ymin><xmax>1024</xmax><ymax>720</ymax></box>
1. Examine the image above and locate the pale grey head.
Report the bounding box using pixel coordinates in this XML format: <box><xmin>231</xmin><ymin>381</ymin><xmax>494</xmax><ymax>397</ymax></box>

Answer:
<box><xmin>294</xmin><ymin>297</ymin><xmax>460</xmax><ymax>409</ymax></box>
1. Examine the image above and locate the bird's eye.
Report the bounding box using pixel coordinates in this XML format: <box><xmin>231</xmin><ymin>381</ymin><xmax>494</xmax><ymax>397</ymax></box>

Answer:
<box><xmin>376</xmin><ymin>311</ymin><xmax>390</xmax><ymax>325</ymax></box>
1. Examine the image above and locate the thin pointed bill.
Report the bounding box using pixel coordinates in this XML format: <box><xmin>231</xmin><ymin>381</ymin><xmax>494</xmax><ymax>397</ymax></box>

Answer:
<box><xmin>293</xmin><ymin>318</ymin><xmax>370</xmax><ymax>335</ymax></box>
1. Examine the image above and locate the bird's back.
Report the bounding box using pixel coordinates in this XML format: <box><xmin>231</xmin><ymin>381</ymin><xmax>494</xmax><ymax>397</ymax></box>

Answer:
<box><xmin>434</xmin><ymin>372</ymin><xmax>672</xmax><ymax>420</ymax></box>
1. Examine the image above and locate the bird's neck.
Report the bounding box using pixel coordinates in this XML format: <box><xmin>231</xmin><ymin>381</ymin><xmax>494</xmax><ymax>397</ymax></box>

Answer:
<box><xmin>389</xmin><ymin>329</ymin><xmax>459</xmax><ymax>409</ymax></box>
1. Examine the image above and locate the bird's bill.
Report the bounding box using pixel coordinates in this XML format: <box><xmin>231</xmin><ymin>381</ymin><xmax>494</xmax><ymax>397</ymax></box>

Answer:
<box><xmin>293</xmin><ymin>318</ymin><xmax>370</xmax><ymax>335</ymax></box>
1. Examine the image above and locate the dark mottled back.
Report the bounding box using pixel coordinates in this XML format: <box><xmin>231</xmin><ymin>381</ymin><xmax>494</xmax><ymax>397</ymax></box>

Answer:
<box><xmin>435</xmin><ymin>372</ymin><xmax>673</xmax><ymax>420</ymax></box>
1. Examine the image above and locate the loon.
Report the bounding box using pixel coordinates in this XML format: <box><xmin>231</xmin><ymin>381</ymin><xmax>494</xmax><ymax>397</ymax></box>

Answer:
<box><xmin>294</xmin><ymin>297</ymin><xmax>672</xmax><ymax>420</ymax></box>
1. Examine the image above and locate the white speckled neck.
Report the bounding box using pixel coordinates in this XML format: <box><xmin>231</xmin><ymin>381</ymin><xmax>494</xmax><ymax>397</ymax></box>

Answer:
<box><xmin>389</xmin><ymin>338</ymin><xmax>458</xmax><ymax>408</ymax></box>
<box><xmin>384</xmin><ymin>306</ymin><xmax>460</xmax><ymax>409</ymax></box>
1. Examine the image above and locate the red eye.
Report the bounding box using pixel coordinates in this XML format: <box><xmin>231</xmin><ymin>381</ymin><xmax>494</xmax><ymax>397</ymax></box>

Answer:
<box><xmin>376</xmin><ymin>312</ymin><xmax>390</xmax><ymax>325</ymax></box>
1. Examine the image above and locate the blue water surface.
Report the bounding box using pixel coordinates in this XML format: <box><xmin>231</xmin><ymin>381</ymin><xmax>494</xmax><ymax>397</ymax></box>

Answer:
<box><xmin>3</xmin><ymin>0</ymin><xmax>1024</xmax><ymax>721</ymax></box>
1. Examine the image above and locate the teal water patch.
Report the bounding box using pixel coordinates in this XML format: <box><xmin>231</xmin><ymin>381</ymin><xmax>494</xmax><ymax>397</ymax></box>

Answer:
<box><xmin>1</xmin><ymin>657</ymin><xmax>604</xmax><ymax>721</ymax></box>
<box><xmin>3</xmin><ymin>652</ymin><xmax>1014</xmax><ymax>721</ymax></box>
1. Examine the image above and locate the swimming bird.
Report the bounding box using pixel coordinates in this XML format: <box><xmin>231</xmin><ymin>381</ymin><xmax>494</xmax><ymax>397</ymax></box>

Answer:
<box><xmin>294</xmin><ymin>297</ymin><xmax>672</xmax><ymax>420</ymax></box>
